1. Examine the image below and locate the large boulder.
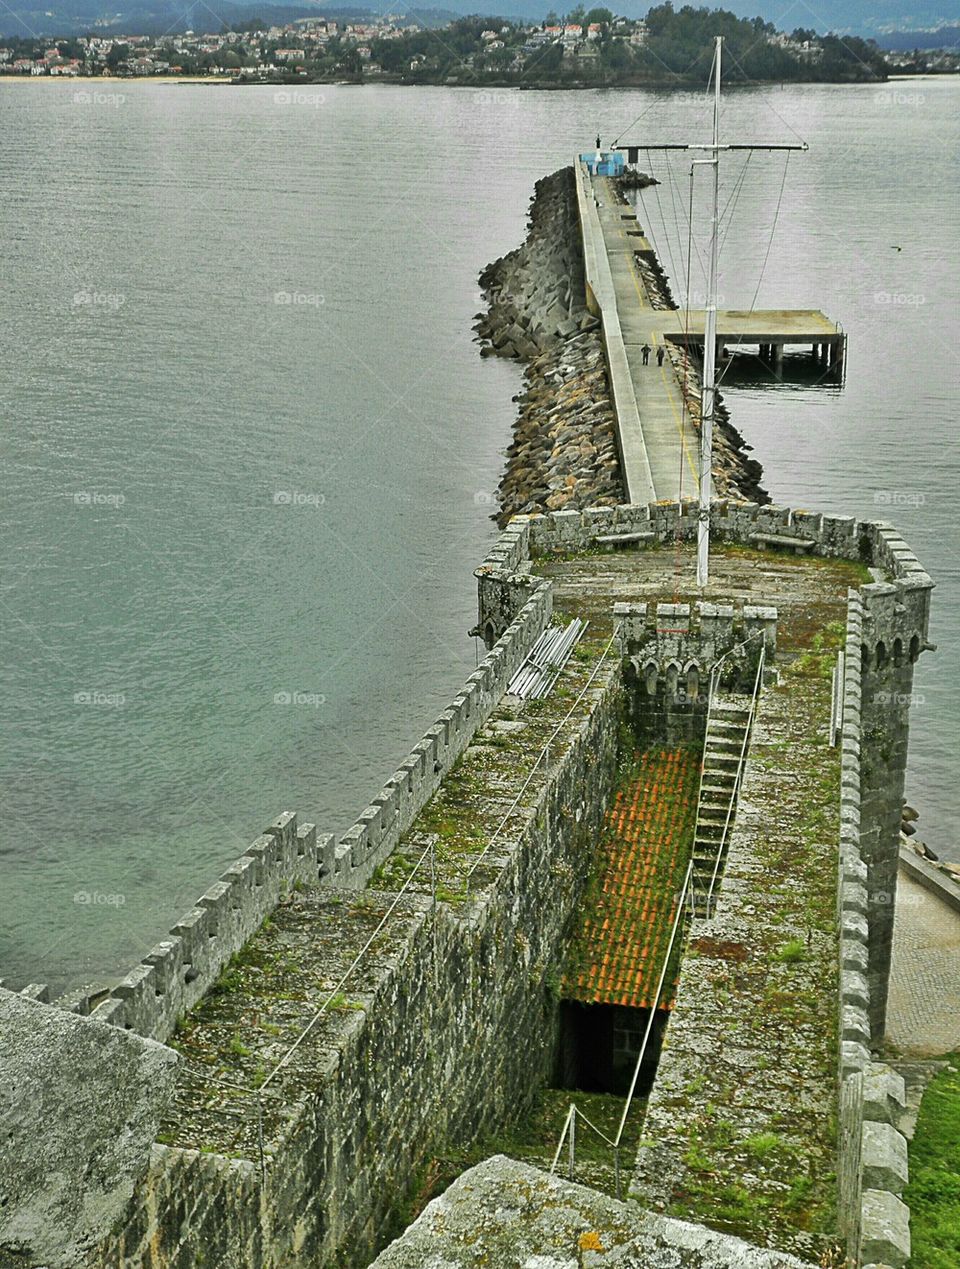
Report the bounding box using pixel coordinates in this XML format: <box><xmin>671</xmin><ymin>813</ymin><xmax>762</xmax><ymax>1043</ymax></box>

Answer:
<box><xmin>0</xmin><ymin>989</ymin><xmax>178</xmax><ymax>1268</ymax></box>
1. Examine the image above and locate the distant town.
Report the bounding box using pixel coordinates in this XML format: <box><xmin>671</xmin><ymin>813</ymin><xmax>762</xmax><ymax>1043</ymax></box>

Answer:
<box><xmin>1</xmin><ymin>6</ymin><xmax>957</xmax><ymax>86</ymax></box>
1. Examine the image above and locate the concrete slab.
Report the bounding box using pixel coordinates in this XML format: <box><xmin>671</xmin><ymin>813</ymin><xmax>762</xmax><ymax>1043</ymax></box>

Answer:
<box><xmin>660</xmin><ymin>309</ymin><xmax>841</xmax><ymax>342</ymax></box>
<box><xmin>886</xmin><ymin>869</ymin><xmax>960</xmax><ymax>1056</ymax></box>
<box><xmin>578</xmin><ymin>164</ymin><xmax>700</xmax><ymax>503</ymax></box>
<box><xmin>371</xmin><ymin>1155</ymin><xmax>812</xmax><ymax>1268</ymax></box>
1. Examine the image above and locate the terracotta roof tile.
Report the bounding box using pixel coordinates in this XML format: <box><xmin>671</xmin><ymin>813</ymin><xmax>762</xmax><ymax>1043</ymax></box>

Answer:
<box><xmin>563</xmin><ymin>745</ymin><xmax>698</xmax><ymax>1011</ymax></box>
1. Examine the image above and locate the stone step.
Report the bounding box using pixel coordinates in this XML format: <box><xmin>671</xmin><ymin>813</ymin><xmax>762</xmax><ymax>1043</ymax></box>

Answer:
<box><xmin>697</xmin><ymin>811</ymin><xmax>730</xmax><ymax>827</ymax></box>
<box><xmin>712</xmin><ymin>701</ymin><xmax>751</xmax><ymax>716</ymax></box>
<box><xmin>701</xmin><ymin>795</ymin><xmax>733</xmax><ymax>811</ymax></box>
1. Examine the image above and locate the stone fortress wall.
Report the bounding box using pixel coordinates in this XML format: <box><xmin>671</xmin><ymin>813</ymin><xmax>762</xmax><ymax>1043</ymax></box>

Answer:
<box><xmin>90</xmin><ymin>666</ymin><xmax>627</xmax><ymax>1269</ymax></box>
<box><xmin>38</xmin><ymin>583</ymin><xmax>553</xmax><ymax>1046</ymax></box>
<box><xmin>474</xmin><ymin>496</ymin><xmax>931</xmax><ymax>1269</ymax></box>
<box><xmin>1</xmin><ymin>497</ymin><xmax>932</xmax><ymax>1269</ymax></box>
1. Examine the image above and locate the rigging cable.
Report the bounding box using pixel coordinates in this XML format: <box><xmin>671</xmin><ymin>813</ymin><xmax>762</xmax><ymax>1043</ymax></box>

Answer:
<box><xmin>715</xmin><ymin>149</ymin><xmax>791</xmax><ymax>390</ymax></box>
<box><xmin>643</xmin><ymin>148</ymin><xmax>683</xmax><ymax>296</ymax></box>
<box><xmin>718</xmin><ymin>151</ymin><xmax>752</xmax><ymax>259</ymax></box>
<box><xmin>610</xmin><ymin>95</ymin><xmax>666</xmax><ymax>148</ymax></box>
<box><xmin>672</xmin><ymin>164</ymin><xmax>698</xmax><ymax>598</ymax></box>
<box><xmin>721</xmin><ymin>44</ymin><xmax>809</xmax><ymax>149</ymax></box>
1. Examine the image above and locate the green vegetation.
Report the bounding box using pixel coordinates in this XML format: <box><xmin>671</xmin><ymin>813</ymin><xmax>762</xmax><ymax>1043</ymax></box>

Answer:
<box><xmin>409</xmin><ymin>1087</ymin><xmax>644</xmax><ymax>1213</ymax></box>
<box><xmin>327</xmin><ymin>993</ymin><xmax>365</xmax><ymax>1012</ymax></box>
<box><xmin>744</xmin><ymin>1130</ymin><xmax>782</xmax><ymax>1158</ymax></box>
<box><xmin>773</xmin><ymin>938</ymin><xmax>807</xmax><ymax>964</ymax></box>
<box><xmin>376</xmin><ymin>624</ymin><xmax>615</xmax><ymax>901</ymax></box>
<box><xmin>904</xmin><ymin>1055</ymin><xmax>960</xmax><ymax>1269</ymax></box>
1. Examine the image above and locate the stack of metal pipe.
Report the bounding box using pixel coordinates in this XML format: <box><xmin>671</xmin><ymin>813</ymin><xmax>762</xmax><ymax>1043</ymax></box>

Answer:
<box><xmin>507</xmin><ymin>619</ymin><xmax>589</xmax><ymax>700</ymax></box>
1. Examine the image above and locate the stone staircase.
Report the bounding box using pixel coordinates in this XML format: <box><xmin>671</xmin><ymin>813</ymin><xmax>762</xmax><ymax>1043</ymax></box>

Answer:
<box><xmin>691</xmin><ymin>695</ymin><xmax>753</xmax><ymax>915</ymax></box>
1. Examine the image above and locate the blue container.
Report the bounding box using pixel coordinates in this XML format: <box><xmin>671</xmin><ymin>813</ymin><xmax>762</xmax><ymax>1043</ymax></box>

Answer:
<box><xmin>579</xmin><ymin>150</ymin><xmax>625</xmax><ymax>177</ymax></box>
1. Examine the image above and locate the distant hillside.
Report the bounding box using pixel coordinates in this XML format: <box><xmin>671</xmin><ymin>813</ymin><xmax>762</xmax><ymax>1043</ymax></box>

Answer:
<box><xmin>680</xmin><ymin>1</ymin><xmax>959</xmax><ymax>37</ymax></box>
<box><xmin>0</xmin><ymin>1</ymin><xmax>456</xmax><ymax>37</ymax></box>
<box><xmin>1</xmin><ymin>0</ymin><xmax>957</xmax><ymax>41</ymax></box>
<box><xmin>877</xmin><ymin>25</ymin><xmax>960</xmax><ymax>50</ymax></box>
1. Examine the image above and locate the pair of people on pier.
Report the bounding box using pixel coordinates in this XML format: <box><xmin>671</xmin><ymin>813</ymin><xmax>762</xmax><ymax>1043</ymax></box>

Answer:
<box><xmin>641</xmin><ymin>344</ymin><xmax>666</xmax><ymax>367</ymax></box>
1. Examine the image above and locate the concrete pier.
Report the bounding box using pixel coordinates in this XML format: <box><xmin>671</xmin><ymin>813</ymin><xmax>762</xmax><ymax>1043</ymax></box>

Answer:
<box><xmin>575</xmin><ymin>160</ymin><xmax>846</xmax><ymax>504</ymax></box>
<box><xmin>659</xmin><ymin>308</ymin><xmax>846</xmax><ymax>378</ymax></box>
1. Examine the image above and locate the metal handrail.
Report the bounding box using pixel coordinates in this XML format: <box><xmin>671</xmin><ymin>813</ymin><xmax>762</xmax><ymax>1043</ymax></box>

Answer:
<box><xmin>704</xmin><ymin>644</ymin><xmax>765</xmax><ymax>913</ymax></box>
<box><xmin>684</xmin><ymin>630</ymin><xmax>763</xmax><ymax>906</ymax></box>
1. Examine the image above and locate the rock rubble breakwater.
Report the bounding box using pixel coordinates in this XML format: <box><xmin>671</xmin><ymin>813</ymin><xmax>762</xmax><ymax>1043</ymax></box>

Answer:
<box><xmin>476</xmin><ymin>166</ymin><xmax>769</xmax><ymax>524</ymax></box>
<box><xmin>475</xmin><ymin>168</ymin><xmax>625</xmax><ymax>526</ymax></box>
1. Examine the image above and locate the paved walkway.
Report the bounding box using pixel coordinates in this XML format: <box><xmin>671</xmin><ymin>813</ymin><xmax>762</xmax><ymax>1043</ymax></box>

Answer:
<box><xmin>886</xmin><ymin>869</ymin><xmax>960</xmax><ymax>1057</ymax></box>
<box><xmin>592</xmin><ymin>175</ymin><xmax>701</xmax><ymax>501</ymax></box>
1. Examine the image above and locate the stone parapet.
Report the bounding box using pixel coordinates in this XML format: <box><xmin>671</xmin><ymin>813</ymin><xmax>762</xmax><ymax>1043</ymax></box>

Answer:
<box><xmin>836</xmin><ymin>591</ymin><xmax>912</xmax><ymax>1269</ymax></box>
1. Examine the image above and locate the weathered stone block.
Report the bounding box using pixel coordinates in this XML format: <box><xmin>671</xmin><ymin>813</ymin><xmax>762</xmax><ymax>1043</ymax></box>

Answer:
<box><xmin>0</xmin><ymin>990</ymin><xmax>178</xmax><ymax>1269</ymax></box>
<box><xmin>864</xmin><ymin>1064</ymin><xmax>907</xmax><ymax>1126</ymax></box>
<box><xmin>842</xmin><ymin>1040</ymin><xmax>871</xmax><ymax>1078</ymax></box>
<box><xmin>843</xmin><ymin>1004</ymin><xmax>872</xmax><ymax>1045</ymax></box>
<box><xmin>841</xmin><ymin>969</ymin><xmax>870</xmax><ymax>1012</ymax></box>
<box><xmin>860</xmin><ymin>1188</ymin><xmax>911</xmax><ymax>1268</ymax></box>
<box><xmin>842</xmin><ymin>881</ymin><xmax>870</xmax><ymax>918</ymax></box>
<box><xmin>861</xmin><ymin>1120</ymin><xmax>909</xmax><ymax>1194</ymax></box>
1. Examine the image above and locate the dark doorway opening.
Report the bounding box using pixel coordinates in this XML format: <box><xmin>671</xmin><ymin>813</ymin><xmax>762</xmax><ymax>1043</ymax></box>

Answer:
<box><xmin>556</xmin><ymin>1001</ymin><xmax>670</xmax><ymax>1097</ymax></box>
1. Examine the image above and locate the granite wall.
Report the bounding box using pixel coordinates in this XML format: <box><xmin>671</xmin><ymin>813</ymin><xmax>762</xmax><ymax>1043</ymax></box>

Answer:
<box><xmin>89</xmin><ymin>662</ymin><xmax>626</xmax><ymax>1268</ymax></box>
<box><xmin>837</xmin><ymin>592</ymin><xmax>912</xmax><ymax>1269</ymax></box>
<box><xmin>43</xmin><ymin>580</ymin><xmax>551</xmax><ymax>1046</ymax></box>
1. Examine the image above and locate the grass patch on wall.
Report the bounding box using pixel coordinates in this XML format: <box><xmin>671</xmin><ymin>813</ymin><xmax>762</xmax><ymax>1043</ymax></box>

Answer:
<box><xmin>904</xmin><ymin>1053</ymin><xmax>960</xmax><ymax>1269</ymax></box>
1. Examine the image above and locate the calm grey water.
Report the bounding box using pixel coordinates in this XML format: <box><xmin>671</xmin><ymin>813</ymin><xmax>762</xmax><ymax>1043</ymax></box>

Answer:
<box><xmin>1</xmin><ymin>78</ymin><xmax>957</xmax><ymax>992</ymax></box>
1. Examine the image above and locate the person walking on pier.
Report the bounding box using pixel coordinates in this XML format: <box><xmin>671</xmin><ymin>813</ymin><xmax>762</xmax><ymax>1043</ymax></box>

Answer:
<box><xmin>641</xmin><ymin>343</ymin><xmax>651</xmax><ymax>365</ymax></box>
<box><xmin>656</xmin><ymin>345</ymin><xmax>665</xmax><ymax>367</ymax></box>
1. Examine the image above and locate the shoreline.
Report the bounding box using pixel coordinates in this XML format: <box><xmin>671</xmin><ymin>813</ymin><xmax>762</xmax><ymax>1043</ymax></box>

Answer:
<box><xmin>0</xmin><ymin>74</ymin><xmax>229</xmax><ymax>83</ymax></box>
<box><xmin>1</xmin><ymin>72</ymin><xmax>932</xmax><ymax>90</ymax></box>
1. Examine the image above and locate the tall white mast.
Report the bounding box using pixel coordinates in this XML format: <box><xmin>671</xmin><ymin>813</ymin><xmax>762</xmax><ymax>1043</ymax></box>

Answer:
<box><xmin>696</xmin><ymin>35</ymin><xmax>722</xmax><ymax>590</ymax></box>
<box><xmin>613</xmin><ymin>35</ymin><xmax>807</xmax><ymax>589</ymax></box>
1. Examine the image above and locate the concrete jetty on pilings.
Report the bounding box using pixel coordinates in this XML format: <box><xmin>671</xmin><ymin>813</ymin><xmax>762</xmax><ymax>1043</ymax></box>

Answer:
<box><xmin>660</xmin><ymin>309</ymin><xmax>847</xmax><ymax>381</ymax></box>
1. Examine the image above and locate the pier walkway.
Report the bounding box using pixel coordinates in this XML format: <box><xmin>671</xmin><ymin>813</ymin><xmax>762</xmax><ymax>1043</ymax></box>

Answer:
<box><xmin>575</xmin><ymin>161</ymin><xmax>699</xmax><ymax>505</ymax></box>
<box><xmin>574</xmin><ymin>160</ymin><xmax>846</xmax><ymax>507</ymax></box>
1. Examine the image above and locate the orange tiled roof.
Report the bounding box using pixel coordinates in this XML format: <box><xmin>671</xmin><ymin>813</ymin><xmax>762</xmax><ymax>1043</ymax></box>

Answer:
<box><xmin>564</xmin><ymin>746</ymin><xmax>698</xmax><ymax>1011</ymax></box>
